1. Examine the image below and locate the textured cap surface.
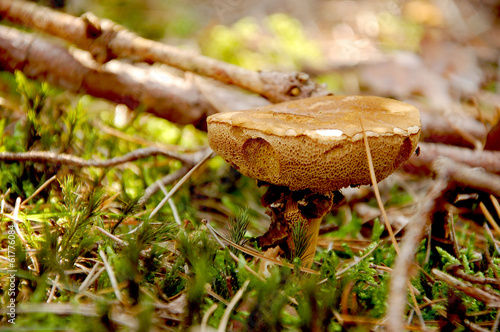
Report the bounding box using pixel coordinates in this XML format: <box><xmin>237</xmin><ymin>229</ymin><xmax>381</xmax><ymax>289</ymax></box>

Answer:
<box><xmin>207</xmin><ymin>95</ymin><xmax>421</xmax><ymax>192</ymax></box>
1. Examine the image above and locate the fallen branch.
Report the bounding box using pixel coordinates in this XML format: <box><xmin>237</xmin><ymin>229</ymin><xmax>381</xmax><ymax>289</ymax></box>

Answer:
<box><xmin>0</xmin><ymin>25</ymin><xmax>215</xmax><ymax>128</ymax></box>
<box><xmin>432</xmin><ymin>157</ymin><xmax>500</xmax><ymax>196</ymax></box>
<box><xmin>0</xmin><ymin>0</ymin><xmax>329</xmax><ymax>103</ymax></box>
<box><xmin>420</xmin><ymin>108</ymin><xmax>487</xmax><ymax>148</ymax></box>
<box><xmin>406</xmin><ymin>142</ymin><xmax>500</xmax><ymax>175</ymax></box>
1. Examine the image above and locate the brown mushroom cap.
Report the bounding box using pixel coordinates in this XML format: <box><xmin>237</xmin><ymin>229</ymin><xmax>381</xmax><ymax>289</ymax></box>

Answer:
<box><xmin>207</xmin><ymin>95</ymin><xmax>421</xmax><ymax>193</ymax></box>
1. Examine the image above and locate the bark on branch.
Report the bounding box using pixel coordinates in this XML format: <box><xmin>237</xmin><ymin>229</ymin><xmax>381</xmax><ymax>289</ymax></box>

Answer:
<box><xmin>406</xmin><ymin>142</ymin><xmax>500</xmax><ymax>175</ymax></box>
<box><xmin>0</xmin><ymin>25</ymin><xmax>216</xmax><ymax>128</ymax></box>
<box><xmin>0</xmin><ymin>0</ymin><xmax>329</xmax><ymax>103</ymax></box>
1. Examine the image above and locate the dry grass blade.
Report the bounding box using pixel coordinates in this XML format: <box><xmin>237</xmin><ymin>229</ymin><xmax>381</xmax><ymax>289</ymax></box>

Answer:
<box><xmin>359</xmin><ymin>119</ymin><xmax>429</xmax><ymax>331</ymax></box>
<box><xmin>359</xmin><ymin>118</ymin><xmax>399</xmax><ymax>254</ymax></box>
<box><xmin>149</xmin><ymin>149</ymin><xmax>213</xmax><ymax>219</ymax></box>
<box><xmin>21</xmin><ymin>174</ymin><xmax>57</xmax><ymax>207</ymax></box>
<box><xmin>47</xmin><ymin>274</ymin><xmax>60</xmax><ymax>303</ymax></box>
<box><xmin>158</xmin><ymin>181</ymin><xmax>182</xmax><ymax>225</ymax></box>
<box><xmin>203</xmin><ymin>220</ymin><xmax>266</xmax><ymax>281</ymax></box>
<box><xmin>100</xmin><ymin>192</ymin><xmax>120</xmax><ymax>211</ymax></box>
<box><xmin>201</xmin><ymin>303</ymin><xmax>218</xmax><ymax>332</ymax></box>
<box><xmin>94</xmin><ymin>226</ymin><xmax>128</xmax><ymax>245</ymax></box>
<box><xmin>99</xmin><ymin>250</ymin><xmax>123</xmax><ymax>303</ymax></box>
<box><xmin>78</xmin><ymin>263</ymin><xmax>105</xmax><ymax>293</ymax></box>
<box><xmin>491</xmin><ymin>195</ymin><xmax>500</xmax><ymax>219</ymax></box>
<box><xmin>481</xmin><ymin>201</ymin><xmax>500</xmax><ymax>239</ymax></box>
<box><xmin>217</xmin><ymin>279</ymin><xmax>250</xmax><ymax>332</ymax></box>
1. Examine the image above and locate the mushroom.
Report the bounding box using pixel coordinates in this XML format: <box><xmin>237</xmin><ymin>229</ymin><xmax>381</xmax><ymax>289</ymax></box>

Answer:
<box><xmin>207</xmin><ymin>95</ymin><xmax>421</xmax><ymax>267</ymax></box>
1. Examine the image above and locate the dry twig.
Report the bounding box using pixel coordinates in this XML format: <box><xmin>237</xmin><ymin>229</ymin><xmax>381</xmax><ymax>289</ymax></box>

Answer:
<box><xmin>432</xmin><ymin>269</ymin><xmax>500</xmax><ymax>307</ymax></box>
<box><xmin>0</xmin><ymin>146</ymin><xmax>205</xmax><ymax>167</ymax></box>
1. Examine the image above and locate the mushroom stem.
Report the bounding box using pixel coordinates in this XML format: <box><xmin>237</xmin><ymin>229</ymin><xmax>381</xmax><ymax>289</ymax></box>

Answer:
<box><xmin>303</xmin><ymin>217</ymin><xmax>321</xmax><ymax>268</ymax></box>
<box><xmin>257</xmin><ymin>185</ymin><xmax>344</xmax><ymax>268</ymax></box>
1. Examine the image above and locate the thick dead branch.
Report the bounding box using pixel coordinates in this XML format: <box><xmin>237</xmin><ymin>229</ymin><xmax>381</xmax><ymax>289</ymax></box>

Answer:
<box><xmin>420</xmin><ymin>108</ymin><xmax>487</xmax><ymax>148</ymax></box>
<box><xmin>0</xmin><ymin>147</ymin><xmax>208</xmax><ymax>168</ymax></box>
<box><xmin>432</xmin><ymin>157</ymin><xmax>500</xmax><ymax>196</ymax></box>
<box><xmin>406</xmin><ymin>142</ymin><xmax>500</xmax><ymax>175</ymax></box>
<box><xmin>0</xmin><ymin>25</ymin><xmax>216</xmax><ymax>128</ymax></box>
<box><xmin>0</xmin><ymin>0</ymin><xmax>329</xmax><ymax>102</ymax></box>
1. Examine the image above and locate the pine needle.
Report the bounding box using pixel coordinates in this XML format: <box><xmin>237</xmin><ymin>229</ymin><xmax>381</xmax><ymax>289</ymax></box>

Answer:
<box><xmin>359</xmin><ymin>118</ymin><xmax>399</xmax><ymax>255</ymax></box>
<box><xmin>291</xmin><ymin>219</ymin><xmax>312</xmax><ymax>262</ymax></box>
<box><xmin>228</xmin><ymin>208</ymin><xmax>250</xmax><ymax>253</ymax></box>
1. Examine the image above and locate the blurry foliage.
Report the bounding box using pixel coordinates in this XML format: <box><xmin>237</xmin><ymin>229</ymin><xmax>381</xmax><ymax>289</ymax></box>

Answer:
<box><xmin>377</xmin><ymin>11</ymin><xmax>424</xmax><ymax>52</ymax></box>
<box><xmin>77</xmin><ymin>0</ymin><xmax>201</xmax><ymax>40</ymax></box>
<box><xmin>201</xmin><ymin>13</ymin><xmax>325</xmax><ymax>71</ymax></box>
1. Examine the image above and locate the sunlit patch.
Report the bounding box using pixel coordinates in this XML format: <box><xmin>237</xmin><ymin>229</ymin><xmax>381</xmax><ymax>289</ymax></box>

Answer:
<box><xmin>315</xmin><ymin>129</ymin><xmax>343</xmax><ymax>137</ymax></box>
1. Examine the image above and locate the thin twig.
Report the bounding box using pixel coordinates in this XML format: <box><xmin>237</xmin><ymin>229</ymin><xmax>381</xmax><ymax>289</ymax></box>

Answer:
<box><xmin>0</xmin><ymin>146</ymin><xmax>196</xmax><ymax>167</ymax></box>
<box><xmin>0</xmin><ymin>303</ymin><xmax>137</xmax><ymax>329</ymax></box>
<box><xmin>387</xmin><ymin>174</ymin><xmax>449</xmax><ymax>332</ymax></box>
<box><xmin>361</xmin><ymin>119</ymin><xmax>429</xmax><ymax>329</ymax></box>
<box><xmin>492</xmin><ymin>309</ymin><xmax>500</xmax><ymax>332</ymax></box>
<box><xmin>407</xmin><ymin>142</ymin><xmax>500</xmax><ymax>175</ymax></box>
<box><xmin>484</xmin><ymin>224</ymin><xmax>500</xmax><ymax>256</ymax></box>
<box><xmin>432</xmin><ymin>269</ymin><xmax>500</xmax><ymax>307</ymax></box>
<box><xmin>140</xmin><ymin>165</ymin><xmax>190</xmax><ymax>205</ymax></box>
